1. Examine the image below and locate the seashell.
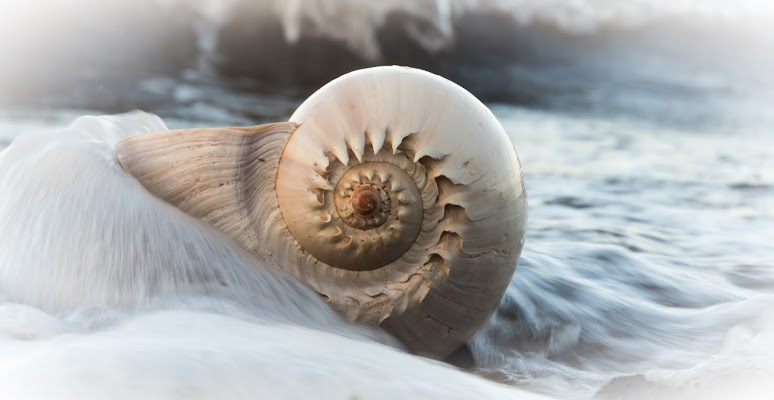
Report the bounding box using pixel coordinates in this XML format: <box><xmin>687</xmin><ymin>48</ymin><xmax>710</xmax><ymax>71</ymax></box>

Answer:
<box><xmin>115</xmin><ymin>66</ymin><xmax>527</xmax><ymax>358</ymax></box>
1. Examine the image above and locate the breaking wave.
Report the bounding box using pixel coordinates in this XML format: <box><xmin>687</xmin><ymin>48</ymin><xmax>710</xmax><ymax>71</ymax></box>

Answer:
<box><xmin>2</xmin><ymin>0</ymin><xmax>774</xmax><ymax>115</ymax></box>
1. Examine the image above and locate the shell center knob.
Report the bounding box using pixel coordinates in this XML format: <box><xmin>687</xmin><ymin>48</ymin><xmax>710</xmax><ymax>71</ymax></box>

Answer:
<box><xmin>350</xmin><ymin>185</ymin><xmax>381</xmax><ymax>217</ymax></box>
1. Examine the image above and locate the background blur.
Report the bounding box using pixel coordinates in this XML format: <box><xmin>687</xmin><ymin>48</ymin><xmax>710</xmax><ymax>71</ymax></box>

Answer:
<box><xmin>2</xmin><ymin>0</ymin><xmax>773</xmax><ymax>129</ymax></box>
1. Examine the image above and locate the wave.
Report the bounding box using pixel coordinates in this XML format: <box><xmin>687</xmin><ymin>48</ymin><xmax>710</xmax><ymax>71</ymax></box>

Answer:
<box><xmin>192</xmin><ymin>0</ymin><xmax>774</xmax><ymax>61</ymax></box>
<box><xmin>0</xmin><ymin>110</ymin><xmax>561</xmax><ymax>400</ymax></box>
<box><xmin>2</xmin><ymin>0</ymin><xmax>773</xmax><ymax>112</ymax></box>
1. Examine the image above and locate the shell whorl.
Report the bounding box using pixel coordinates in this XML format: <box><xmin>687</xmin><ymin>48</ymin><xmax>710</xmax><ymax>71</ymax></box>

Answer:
<box><xmin>114</xmin><ymin>66</ymin><xmax>527</xmax><ymax>358</ymax></box>
<box><xmin>285</xmin><ymin>155</ymin><xmax>425</xmax><ymax>272</ymax></box>
<box><xmin>275</xmin><ymin>66</ymin><xmax>527</xmax><ymax>357</ymax></box>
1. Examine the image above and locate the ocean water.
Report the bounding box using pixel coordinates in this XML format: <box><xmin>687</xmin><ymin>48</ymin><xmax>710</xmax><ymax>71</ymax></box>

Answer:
<box><xmin>1</xmin><ymin>1</ymin><xmax>773</xmax><ymax>399</ymax></box>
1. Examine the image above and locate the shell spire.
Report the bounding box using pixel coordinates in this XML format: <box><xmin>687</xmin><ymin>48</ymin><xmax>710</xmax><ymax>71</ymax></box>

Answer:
<box><xmin>115</xmin><ymin>66</ymin><xmax>528</xmax><ymax>358</ymax></box>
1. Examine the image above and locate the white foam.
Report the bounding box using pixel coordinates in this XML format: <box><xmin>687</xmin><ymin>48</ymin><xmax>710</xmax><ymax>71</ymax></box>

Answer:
<box><xmin>0</xmin><ymin>304</ymin><xmax>553</xmax><ymax>400</ymax></box>
<box><xmin>0</xmin><ymin>111</ymin><xmax>548</xmax><ymax>399</ymax></box>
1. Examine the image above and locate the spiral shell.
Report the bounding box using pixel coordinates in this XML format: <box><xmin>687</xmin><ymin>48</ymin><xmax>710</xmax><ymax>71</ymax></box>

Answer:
<box><xmin>115</xmin><ymin>66</ymin><xmax>527</xmax><ymax>358</ymax></box>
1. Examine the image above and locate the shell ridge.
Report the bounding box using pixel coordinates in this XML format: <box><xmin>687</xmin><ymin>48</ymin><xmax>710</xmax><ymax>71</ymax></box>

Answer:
<box><xmin>272</xmin><ymin>66</ymin><xmax>526</xmax><ymax>358</ymax></box>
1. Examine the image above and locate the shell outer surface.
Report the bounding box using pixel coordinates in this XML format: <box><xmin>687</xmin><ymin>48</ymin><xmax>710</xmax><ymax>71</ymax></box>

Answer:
<box><xmin>113</xmin><ymin>67</ymin><xmax>528</xmax><ymax>359</ymax></box>
<box><xmin>276</xmin><ymin>66</ymin><xmax>527</xmax><ymax>357</ymax></box>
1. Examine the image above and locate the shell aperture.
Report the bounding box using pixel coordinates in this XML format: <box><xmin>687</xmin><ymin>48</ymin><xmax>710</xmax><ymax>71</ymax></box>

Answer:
<box><xmin>115</xmin><ymin>66</ymin><xmax>527</xmax><ymax>358</ymax></box>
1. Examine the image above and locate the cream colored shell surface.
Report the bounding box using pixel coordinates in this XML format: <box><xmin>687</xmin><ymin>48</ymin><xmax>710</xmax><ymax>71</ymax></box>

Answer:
<box><xmin>115</xmin><ymin>66</ymin><xmax>527</xmax><ymax>358</ymax></box>
<box><xmin>276</xmin><ymin>66</ymin><xmax>527</xmax><ymax>357</ymax></box>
